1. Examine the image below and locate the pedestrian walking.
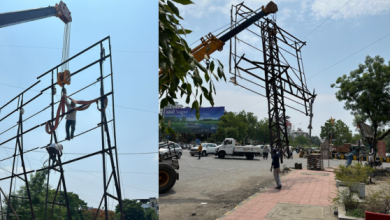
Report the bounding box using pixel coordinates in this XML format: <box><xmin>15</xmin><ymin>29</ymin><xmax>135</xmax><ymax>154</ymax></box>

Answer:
<box><xmin>263</xmin><ymin>146</ymin><xmax>269</xmax><ymax>160</ymax></box>
<box><xmin>289</xmin><ymin>146</ymin><xmax>293</xmax><ymax>159</ymax></box>
<box><xmin>270</xmin><ymin>149</ymin><xmax>282</xmax><ymax>189</ymax></box>
<box><xmin>197</xmin><ymin>144</ymin><xmax>203</xmax><ymax>160</ymax></box>
<box><xmin>345</xmin><ymin>148</ymin><xmax>353</xmax><ymax>167</ymax></box>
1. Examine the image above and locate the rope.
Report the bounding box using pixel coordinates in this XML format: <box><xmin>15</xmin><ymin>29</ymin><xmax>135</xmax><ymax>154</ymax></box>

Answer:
<box><xmin>45</xmin><ymin>94</ymin><xmax>108</xmax><ymax>134</ymax></box>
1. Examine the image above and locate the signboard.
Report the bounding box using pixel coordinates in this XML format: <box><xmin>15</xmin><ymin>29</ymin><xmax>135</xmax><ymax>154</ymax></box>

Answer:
<box><xmin>378</xmin><ymin>141</ymin><xmax>386</xmax><ymax>158</ymax></box>
<box><xmin>163</xmin><ymin>107</ymin><xmax>225</xmax><ymax>134</ymax></box>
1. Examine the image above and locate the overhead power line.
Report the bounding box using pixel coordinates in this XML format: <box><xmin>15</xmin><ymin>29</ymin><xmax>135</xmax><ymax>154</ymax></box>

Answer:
<box><xmin>0</xmin><ymin>44</ymin><xmax>156</xmax><ymax>53</ymax></box>
<box><xmin>301</xmin><ymin>0</ymin><xmax>353</xmax><ymax>40</ymax></box>
<box><xmin>0</xmin><ymin>83</ymin><xmax>157</xmax><ymax>115</ymax></box>
<box><xmin>307</xmin><ymin>32</ymin><xmax>390</xmax><ymax>80</ymax></box>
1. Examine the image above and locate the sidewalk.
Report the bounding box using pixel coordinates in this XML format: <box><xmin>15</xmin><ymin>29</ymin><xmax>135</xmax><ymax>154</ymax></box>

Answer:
<box><xmin>218</xmin><ymin>168</ymin><xmax>337</xmax><ymax>220</ymax></box>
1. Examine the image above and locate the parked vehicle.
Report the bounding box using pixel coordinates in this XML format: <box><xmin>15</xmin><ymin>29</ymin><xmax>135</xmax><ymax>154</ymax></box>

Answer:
<box><xmin>159</xmin><ymin>141</ymin><xmax>180</xmax><ymax>193</ymax></box>
<box><xmin>190</xmin><ymin>143</ymin><xmax>217</xmax><ymax>157</ymax></box>
<box><xmin>159</xmin><ymin>141</ymin><xmax>183</xmax><ymax>159</ymax></box>
<box><xmin>215</xmin><ymin>138</ymin><xmax>261</xmax><ymax>160</ymax></box>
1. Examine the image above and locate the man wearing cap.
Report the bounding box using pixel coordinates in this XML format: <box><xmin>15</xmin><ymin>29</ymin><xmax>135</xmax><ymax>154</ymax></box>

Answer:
<box><xmin>270</xmin><ymin>148</ymin><xmax>282</xmax><ymax>189</ymax></box>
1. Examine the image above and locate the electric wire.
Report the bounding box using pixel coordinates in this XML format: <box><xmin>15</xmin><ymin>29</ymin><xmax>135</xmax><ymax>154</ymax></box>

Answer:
<box><xmin>0</xmin><ymin>44</ymin><xmax>156</xmax><ymax>53</ymax></box>
<box><xmin>301</xmin><ymin>0</ymin><xmax>353</xmax><ymax>40</ymax></box>
<box><xmin>307</xmin><ymin>32</ymin><xmax>390</xmax><ymax>80</ymax></box>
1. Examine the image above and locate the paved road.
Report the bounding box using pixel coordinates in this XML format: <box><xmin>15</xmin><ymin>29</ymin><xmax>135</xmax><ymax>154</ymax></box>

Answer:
<box><xmin>160</xmin><ymin>150</ymin><xmax>390</xmax><ymax>220</ymax></box>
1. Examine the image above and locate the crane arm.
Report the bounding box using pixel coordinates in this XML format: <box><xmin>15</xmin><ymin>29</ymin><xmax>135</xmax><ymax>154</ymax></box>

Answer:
<box><xmin>0</xmin><ymin>1</ymin><xmax>71</xmax><ymax>28</ymax></box>
<box><xmin>191</xmin><ymin>1</ymin><xmax>278</xmax><ymax>62</ymax></box>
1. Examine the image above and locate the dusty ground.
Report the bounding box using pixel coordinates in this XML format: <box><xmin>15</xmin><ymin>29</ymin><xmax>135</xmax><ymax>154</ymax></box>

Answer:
<box><xmin>160</xmin><ymin>151</ymin><xmax>292</xmax><ymax>220</ymax></box>
<box><xmin>160</xmin><ymin>153</ymin><xmax>390</xmax><ymax>220</ymax></box>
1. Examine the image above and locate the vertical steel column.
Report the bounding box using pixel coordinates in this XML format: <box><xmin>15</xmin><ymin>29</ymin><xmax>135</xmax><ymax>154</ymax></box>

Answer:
<box><xmin>261</xmin><ymin>19</ymin><xmax>289</xmax><ymax>161</ymax></box>
<box><xmin>44</xmin><ymin>70</ymin><xmax>55</xmax><ymax>220</ymax></box>
<box><xmin>17</xmin><ymin>94</ymin><xmax>35</xmax><ymax>219</ymax></box>
<box><xmin>1</xmin><ymin>188</ymin><xmax>2</xmax><ymax>220</ymax></box>
<box><xmin>56</xmin><ymin>156</ymin><xmax>71</xmax><ymax>219</ymax></box>
<box><xmin>99</xmin><ymin>42</ymin><xmax>109</xmax><ymax>219</ymax></box>
<box><xmin>6</xmin><ymin>96</ymin><xmax>20</xmax><ymax>220</ymax></box>
<box><xmin>108</xmin><ymin>37</ymin><xmax>124</xmax><ymax>219</ymax></box>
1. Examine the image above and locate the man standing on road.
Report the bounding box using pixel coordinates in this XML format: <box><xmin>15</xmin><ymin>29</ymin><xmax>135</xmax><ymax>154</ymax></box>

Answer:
<box><xmin>345</xmin><ymin>148</ymin><xmax>353</xmax><ymax>167</ymax></box>
<box><xmin>270</xmin><ymin>149</ymin><xmax>282</xmax><ymax>189</ymax></box>
<box><xmin>197</xmin><ymin>144</ymin><xmax>203</xmax><ymax>160</ymax></box>
<box><xmin>263</xmin><ymin>146</ymin><xmax>269</xmax><ymax>160</ymax></box>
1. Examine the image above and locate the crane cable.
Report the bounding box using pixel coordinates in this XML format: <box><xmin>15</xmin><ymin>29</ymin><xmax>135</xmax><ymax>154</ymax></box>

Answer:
<box><xmin>61</xmin><ymin>22</ymin><xmax>71</xmax><ymax>73</ymax></box>
<box><xmin>58</xmin><ymin>22</ymin><xmax>72</xmax><ymax>87</ymax></box>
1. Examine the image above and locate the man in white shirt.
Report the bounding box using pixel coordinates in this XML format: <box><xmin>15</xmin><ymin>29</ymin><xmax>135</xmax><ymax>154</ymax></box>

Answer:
<box><xmin>64</xmin><ymin>93</ymin><xmax>76</xmax><ymax>140</ymax></box>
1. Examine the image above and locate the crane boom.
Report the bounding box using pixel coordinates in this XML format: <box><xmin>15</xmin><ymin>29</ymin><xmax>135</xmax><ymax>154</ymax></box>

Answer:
<box><xmin>191</xmin><ymin>1</ymin><xmax>277</xmax><ymax>62</ymax></box>
<box><xmin>0</xmin><ymin>1</ymin><xmax>71</xmax><ymax>28</ymax></box>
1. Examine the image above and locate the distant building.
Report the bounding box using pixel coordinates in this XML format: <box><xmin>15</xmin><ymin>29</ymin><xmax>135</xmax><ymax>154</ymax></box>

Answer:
<box><xmin>291</xmin><ymin>128</ymin><xmax>309</xmax><ymax>138</ymax></box>
<box><xmin>137</xmin><ymin>197</ymin><xmax>159</xmax><ymax>215</ymax></box>
<box><xmin>160</xmin><ymin>101</ymin><xmax>183</xmax><ymax>115</ymax></box>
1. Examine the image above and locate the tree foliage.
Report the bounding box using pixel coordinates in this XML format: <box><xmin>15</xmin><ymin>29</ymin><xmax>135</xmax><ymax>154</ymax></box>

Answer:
<box><xmin>331</xmin><ymin>55</ymin><xmax>390</xmax><ymax>150</ymax></box>
<box><xmin>114</xmin><ymin>199</ymin><xmax>157</xmax><ymax>220</ymax></box>
<box><xmin>310</xmin><ymin>136</ymin><xmax>322</xmax><ymax>146</ymax></box>
<box><xmin>320</xmin><ymin>118</ymin><xmax>352</xmax><ymax>146</ymax></box>
<box><xmin>1</xmin><ymin>171</ymin><xmax>88</xmax><ymax>220</ymax></box>
<box><xmin>294</xmin><ymin>135</ymin><xmax>309</xmax><ymax>146</ymax></box>
<box><xmin>159</xmin><ymin>0</ymin><xmax>226</xmax><ymax>134</ymax></box>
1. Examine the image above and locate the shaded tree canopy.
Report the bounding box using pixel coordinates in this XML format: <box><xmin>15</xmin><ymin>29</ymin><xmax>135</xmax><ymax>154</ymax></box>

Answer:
<box><xmin>320</xmin><ymin>119</ymin><xmax>352</xmax><ymax>147</ymax></box>
<box><xmin>331</xmin><ymin>55</ymin><xmax>390</xmax><ymax>149</ymax></box>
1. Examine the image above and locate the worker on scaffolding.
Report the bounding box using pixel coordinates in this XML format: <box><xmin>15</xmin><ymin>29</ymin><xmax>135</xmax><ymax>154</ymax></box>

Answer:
<box><xmin>63</xmin><ymin>89</ymin><xmax>76</xmax><ymax>140</ymax></box>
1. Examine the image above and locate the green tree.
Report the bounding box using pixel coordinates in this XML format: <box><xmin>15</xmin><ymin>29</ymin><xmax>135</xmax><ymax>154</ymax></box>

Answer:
<box><xmin>311</xmin><ymin>136</ymin><xmax>322</xmax><ymax>146</ymax></box>
<box><xmin>351</xmin><ymin>133</ymin><xmax>361</xmax><ymax>145</ymax></box>
<box><xmin>144</xmin><ymin>208</ymin><xmax>158</xmax><ymax>220</ymax></box>
<box><xmin>255</xmin><ymin>118</ymin><xmax>270</xmax><ymax>144</ymax></box>
<box><xmin>2</xmin><ymin>171</ymin><xmax>88</xmax><ymax>220</ymax></box>
<box><xmin>115</xmin><ymin>199</ymin><xmax>145</xmax><ymax>220</ymax></box>
<box><xmin>295</xmin><ymin>135</ymin><xmax>309</xmax><ymax>146</ymax></box>
<box><xmin>159</xmin><ymin>0</ymin><xmax>226</xmax><ymax>134</ymax></box>
<box><xmin>217</xmin><ymin>111</ymin><xmax>249</xmax><ymax>143</ymax></box>
<box><xmin>320</xmin><ymin>119</ymin><xmax>352</xmax><ymax>147</ymax></box>
<box><xmin>246</xmin><ymin>112</ymin><xmax>258</xmax><ymax>143</ymax></box>
<box><xmin>331</xmin><ymin>55</ymin><xmax>390</xmax><ymax>151</ymax></box>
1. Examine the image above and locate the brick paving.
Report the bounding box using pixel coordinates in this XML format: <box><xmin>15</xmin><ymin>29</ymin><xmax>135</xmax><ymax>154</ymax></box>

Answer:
<box><xmin>219</xmin><ymin>168</ymin><xmax>337</xmax><ymax>220</ymax></box>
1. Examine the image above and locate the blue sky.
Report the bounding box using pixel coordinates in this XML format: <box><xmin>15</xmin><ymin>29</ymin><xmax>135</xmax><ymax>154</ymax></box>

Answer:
<box><xmin>0</xmin><ymin>0</ymin><xmax>157</xmax><ymax>210</ymax></box>
<box><xmin>171</xmin><ymin>0</ymin><xmax>390</xmax><ymax>138</ymax></box>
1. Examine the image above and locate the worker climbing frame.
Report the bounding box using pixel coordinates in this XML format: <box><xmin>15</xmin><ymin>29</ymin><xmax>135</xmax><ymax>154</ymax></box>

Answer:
<box><xmin>0</xmin><ymin>37</ymin><xmax>124</xmax><ymax>220</ymax></box>
<box><xmin>229</xmin><ymin>3</ymin><xmax>316</xmax><ymax>162</ymax></box>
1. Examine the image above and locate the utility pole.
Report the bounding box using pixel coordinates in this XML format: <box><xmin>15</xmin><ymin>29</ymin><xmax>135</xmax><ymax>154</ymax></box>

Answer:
<box><xmin>308</xmin><ymin>91</ymin><xmax>315</xmax><ymax>155</ymax></box>
<box><xmin>329</xmin><ymin>117</ymin><xmax>335</xmax><ymax>168</ymax></box>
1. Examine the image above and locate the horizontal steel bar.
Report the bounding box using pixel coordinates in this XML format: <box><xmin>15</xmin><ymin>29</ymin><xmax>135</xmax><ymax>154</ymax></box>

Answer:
<box><xmin>0</xmin><ymin>125</ymin><xmax>40</xmax><ymax>146</ymax></box>
<box><xmin>0</xmin><ymin>91</ymin><xmax>43</xmax><ymax>122</ymax></box>
<box><xmin>0</xmin><ymin>80</ymin><xmax>40</xmax><ymax>110</ymax></box>
<box><xmin>38</xmin><ymin>92</ymin><xmax>112</xmax><ymax>127</ymax></box>
<box><xmin>0</xmin><ymin>147</ymin><xmax>39</xmax><ymax>162</ymax></box>
<box><xmin>0</xmin><ymin>170</ymin><xmax>35</xmax><ymax>181</ymax></box>
<box><xmin>40</xmin><ymin>55</ymin><xmax>111</xmax><ymax>93</ymax></box>
<box><xmin>106</xmin><ymin>193</ymin><xmax>118</xmax><ymax>201</ymax></box>
<box><xmin>36</xmin><ymin>146</ymin><xmax>116</xmax><ymax>172</ymax></box>
<box><xmin>37</xmin><ymin>37</ymin><xmax>110</xmax><ymax>79</ymax></box>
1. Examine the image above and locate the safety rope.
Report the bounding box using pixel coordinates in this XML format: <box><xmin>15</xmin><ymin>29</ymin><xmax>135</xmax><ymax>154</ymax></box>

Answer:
<box><xmin>45</xmin><ymin>94</ymin><xmax>108</xmax><ymax>134</ymax></box>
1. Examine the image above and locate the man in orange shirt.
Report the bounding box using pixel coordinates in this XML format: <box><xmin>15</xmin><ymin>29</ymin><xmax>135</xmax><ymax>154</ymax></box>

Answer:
<box><xmin>197</xmin><ymin>144</ymin><xmax>203</xmax><ymax>160</ymax></box>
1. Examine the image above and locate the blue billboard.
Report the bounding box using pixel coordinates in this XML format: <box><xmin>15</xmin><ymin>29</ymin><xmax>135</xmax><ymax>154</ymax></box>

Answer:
<box><xmin>163</xmin><ymin>107</ymin><xmax>225</xmax><ymax>134</ymax></box>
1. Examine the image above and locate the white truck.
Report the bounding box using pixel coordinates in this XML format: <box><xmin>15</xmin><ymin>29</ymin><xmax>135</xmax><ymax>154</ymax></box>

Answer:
<box><xmin>214</xmin><ymin>138</ymin><xmax>261</xmax><ymax>160</ymax></box>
